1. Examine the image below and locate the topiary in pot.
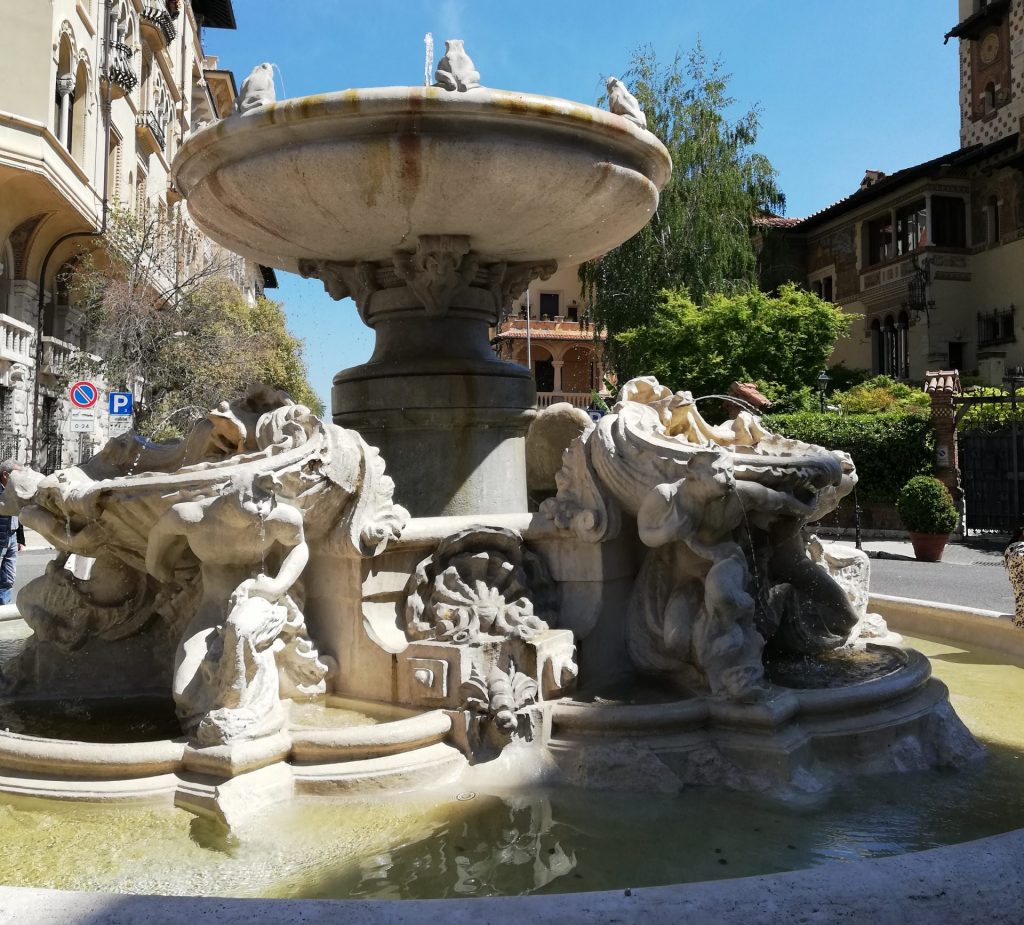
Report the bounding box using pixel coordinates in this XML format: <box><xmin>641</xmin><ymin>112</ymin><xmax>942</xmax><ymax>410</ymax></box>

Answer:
<box><xmin>896</xmin><ymin>476</ymin><xmax>959</xmax><ymax>561</ymax></box>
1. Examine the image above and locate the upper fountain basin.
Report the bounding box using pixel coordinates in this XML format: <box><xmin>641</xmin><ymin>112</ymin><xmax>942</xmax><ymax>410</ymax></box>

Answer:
<box><xmin>171</xmin><ymin>86</ymin><xmax>672</xmax><ymax>273</ymax></box>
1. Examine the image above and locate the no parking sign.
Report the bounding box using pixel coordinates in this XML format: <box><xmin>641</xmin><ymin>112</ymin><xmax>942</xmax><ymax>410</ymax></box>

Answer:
<box><xmin>68</xmin><ymin>381</ymin><xmax>98</xmax><ymax>409</ymax></box>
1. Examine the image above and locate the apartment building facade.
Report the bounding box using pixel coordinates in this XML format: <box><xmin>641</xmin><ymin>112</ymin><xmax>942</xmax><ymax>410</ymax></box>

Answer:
<box><xmin>491</xmin><ymin>264</ymin><xmax>610</xmax><ymax>409</ymax></box>
<box><xmin>762</xmin><ymin>0</ymin><xmax>1024</xmax><ymax>386</ymax></box>
<box><xmin>0</xmin><ymin>0</ymin><xmax>269</xmax><ymax>471</ymax></box>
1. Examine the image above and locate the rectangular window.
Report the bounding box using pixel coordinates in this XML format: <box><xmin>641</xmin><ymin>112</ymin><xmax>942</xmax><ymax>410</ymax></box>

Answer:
<box><xmin>931</xmin><ymin>196</ymin><xmax>966</xmax><ymax>248</ymax></box>
<box><xmin>539</xmin><ymin>292</ymin><xmax>559</xmax><ymax>319</ymax></box>
<box><xmin>866</xmin><ymin>215</ymin><xmax>893</xmax><ymax>266</ymax></box>
<box><xmin>896</xmin><ymin>200</ymin><xmax>927</xmax><ymax>255</ymax></box>
<box><xmin>822</xmin><ymin>276</ymin><xmax>834</xmax><ymax>302</ymax></box>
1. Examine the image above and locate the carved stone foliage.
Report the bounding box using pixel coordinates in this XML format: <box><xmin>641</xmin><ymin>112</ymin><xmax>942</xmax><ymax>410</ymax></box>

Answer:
<box><xmin>404</xmin><ymin>527</ymin><xmax>556</xmax><ymax>645</ymax></box>
<box><xmin>393</xmin><ymin>235</ymin><xmax>478</xmax><ymax>317</ymax></box>
<box><xmin>543</xmin><ymin>376</ymin><xmax>862</xmax><ymax>702</ymax></box>
<box><xmin>298</xmin><ymin>238</ymin><xmax>557</xmax><ymax>325</ymax></box>
<box><xmin>460</xmin><ymin>662</ymin><xmax>538</xmax><ymax>735</ymax></box>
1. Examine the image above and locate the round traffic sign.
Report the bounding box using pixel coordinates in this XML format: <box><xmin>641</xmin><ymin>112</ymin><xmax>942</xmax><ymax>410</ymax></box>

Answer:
<box><xmin>69</xmin><ymin>380</ymin><xmax>99</xmax><ymax>409</ymax></box>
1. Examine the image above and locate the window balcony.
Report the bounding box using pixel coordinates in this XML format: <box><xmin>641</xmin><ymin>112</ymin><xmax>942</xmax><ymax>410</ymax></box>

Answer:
<box><xmin>140</xmin><ymin>1</ymin><xmax>177</xmax><ymax>46</ymax></box>
<box><xmin>105</xmin><ymin>41</ymin><xmax>138</xmax><ymax>96</ymax></box>
<box><xmin>39</xmin><ymin>335</ymin><xmax>76</xmax><ymax>378</ymax></box>
<box><xmin>978</xmin><ymin>306</ymin><xmax>1016</xmax><ymax>348</ymax></box>
<box><xmin>136</xmin><ymin>110</ymin><xmax>166</xmax><ymax>152</ymax></box>
<box><xmin>0</xmin><ymin>314</ymin><xmax>35</xmax><ymax>367</ymax></box>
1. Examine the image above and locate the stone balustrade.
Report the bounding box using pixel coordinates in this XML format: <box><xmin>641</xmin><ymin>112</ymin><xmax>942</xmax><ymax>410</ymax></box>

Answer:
<box><xmin>0</xmin><ymin>314</ymin><xmax>35</xmax><ymax>366</ymax></box>
<box><xmin>39</xmin><ymin>334</ymin><xmax>76</xmax><ymax>376</ymax></box>
<box><xmin>536</xmin><ymin>391</ymin><xmax>591</xmax><ymax>409</ymax></box>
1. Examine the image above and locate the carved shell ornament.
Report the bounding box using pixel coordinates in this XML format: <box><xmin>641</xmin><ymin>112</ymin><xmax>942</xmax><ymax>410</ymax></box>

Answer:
<box><xmin>404</xmin><ymin>527</ymin><xmax>556</xmax><ymax>644</ymax></box>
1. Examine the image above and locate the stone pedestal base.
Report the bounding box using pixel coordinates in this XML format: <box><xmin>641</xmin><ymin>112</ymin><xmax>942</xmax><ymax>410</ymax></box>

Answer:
<box><xmin>334</xmin><ymin>360</ymin><xmax>534</xmax><ymax>517</ymax></box>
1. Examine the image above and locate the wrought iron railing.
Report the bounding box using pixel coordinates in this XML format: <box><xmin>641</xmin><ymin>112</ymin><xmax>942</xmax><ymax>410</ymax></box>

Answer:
<box><xmin>136</xmin><ymin>110</ymin><xmax>166</xmax><ymax>151</ymax></box>
<box><xmin>141</xmin><ymin>1</ymin><xmax>176</xmax><ymax>44</ymax></box>
<box><xmin>107</xmin><ymin>41</ymin><xmax>138</xmax><ymax>94</ymax></box>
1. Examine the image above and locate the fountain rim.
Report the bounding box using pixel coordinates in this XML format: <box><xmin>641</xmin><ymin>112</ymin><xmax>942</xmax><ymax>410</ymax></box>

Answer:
<box><xmin>171</xmin><ymin>84</ymin><xmax>673</xmax><ymax>199</ymax></box>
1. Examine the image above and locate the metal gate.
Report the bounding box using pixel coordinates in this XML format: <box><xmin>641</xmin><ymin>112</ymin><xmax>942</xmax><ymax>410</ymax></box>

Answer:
<box><xmin>956</xmin><ymin>389</ymin><xmax>1024</xmax><ymax>533</ymax></box>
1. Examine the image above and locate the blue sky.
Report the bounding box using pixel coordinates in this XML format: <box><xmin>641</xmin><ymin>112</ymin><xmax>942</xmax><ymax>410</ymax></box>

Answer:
<box><xmin>203</xmin><ymin>1</ymin><xmax>963</xmax><ymax>408</ymax></box>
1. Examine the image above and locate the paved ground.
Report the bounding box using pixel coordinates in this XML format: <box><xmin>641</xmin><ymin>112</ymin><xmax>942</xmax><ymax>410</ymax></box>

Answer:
<box><xmin>11</xmin><ymin>532</ymin><xmax>1018</xmax><ymax>615</ymax></box>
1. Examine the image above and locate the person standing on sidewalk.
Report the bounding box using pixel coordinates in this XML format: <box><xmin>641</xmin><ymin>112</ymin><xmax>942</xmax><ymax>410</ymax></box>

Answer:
<box><xmin>0</xmin><ymin>459</ymin><xmax>26</xmax><ymax>606</ymax></box>
<box><xmin>1004</xmin><ymin>527</ymin><xmax>1024</xmax><ymax>629</ymax></box>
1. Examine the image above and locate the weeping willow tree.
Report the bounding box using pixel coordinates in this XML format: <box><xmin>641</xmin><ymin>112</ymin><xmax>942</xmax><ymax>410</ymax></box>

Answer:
<box><xmin>581</xmin><ymin>44</ymin><xmax>786</xmax><ymax>382</ymax></box>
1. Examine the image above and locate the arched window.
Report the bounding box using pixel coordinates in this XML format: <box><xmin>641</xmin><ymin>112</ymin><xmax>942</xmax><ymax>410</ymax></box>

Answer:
<box><xmin>882</xmin><ymin>315</ymin><xmax>897</xmax><ymax>377</ymax></box>
<box><xmin>870</xmin><ymin>319</ymin><xmax>883</xmax><ymax>375</ymax></box>
<box><xmin>896</xmin><ymin>311</ymin><xmax>910</xmax><ymax>380</ymax></box>
<box><xmin>0</xmin><ymin>239</ymin><xmax>13</xmax><ymax>316</ymax></box>
<box><xmin>988</xmin><ymin>195</ymin><xmax>1001</xmax><ymax>245</ymax></box>
<box><xmin>71</xmin><ymin>59</ymin><xmax>89</xmax><ymax>164</ymax></box>
<box><xmin>562</xmin><ymin>345</ymin><xmax>597</xmax><ymax>394</ymax></box>
<box><xmin>55</xmin><ymin>35</ymin><xmax>75</xmax><ymax>150</ymax></box>
<box><xmin>532</xmin><ymin>346</ymin><xmax>554</xmax><ymax>393</ymax></box>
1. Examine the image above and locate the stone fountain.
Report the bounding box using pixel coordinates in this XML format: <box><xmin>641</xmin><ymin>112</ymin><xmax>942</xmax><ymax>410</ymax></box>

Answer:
<box><xmin>0</xmin><ymin>47</ymin><xmax>979</xmax><ymax>828</ymax></box>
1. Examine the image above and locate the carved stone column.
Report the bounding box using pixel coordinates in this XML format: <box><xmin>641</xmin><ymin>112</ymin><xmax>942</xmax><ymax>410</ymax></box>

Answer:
<box><xmin>56</xmin><ymin>75</ymin><xmax>75</xmax><ymax>149</ymax></box>
<box><xmin>552</xmin><ymin>360</ymin><xmax>564</xmax><ymax>394</ymax></box>
<box><xmin>300</xmin><ymin>235</ymin><xmax>556</xmax><ymax>517</ymax></box>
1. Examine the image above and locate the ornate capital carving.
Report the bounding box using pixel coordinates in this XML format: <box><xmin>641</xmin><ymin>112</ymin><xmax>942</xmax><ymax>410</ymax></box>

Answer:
<box><xmin>298</xmin><ymin>259</ymin><xmax>378</xmax><ymax>323</ymax></box>
<box><xmin>299</xmin><ymin>237</ymin><xmax>557</xmax><ymax>325</ymax></box>
<box><xmin>489</xmin><ymin>261</ymin><xmax>558</xmax><ymax>318</ymax></box>
<box><xmin>393</xmin><ymin>235</ymin><xmax>477</xmax><ymax>317</ymax></box>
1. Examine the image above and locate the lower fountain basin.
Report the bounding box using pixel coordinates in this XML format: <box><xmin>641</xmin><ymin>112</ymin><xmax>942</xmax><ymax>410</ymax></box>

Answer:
<box><xmin>0</xmin><ymin>628</ymin><xmax>1020</xmax><ymax>907</ymax></box>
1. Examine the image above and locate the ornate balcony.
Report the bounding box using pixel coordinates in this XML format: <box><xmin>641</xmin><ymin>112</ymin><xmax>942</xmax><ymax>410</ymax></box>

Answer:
<box><xmin>106</xmin><ymin>41</ymin><xmax>138</xmax><ymax>96</ymax></box>
<box><xmin>140</xmin><ymin>1</ymin><xmax>176</xmax><ymax>46</ymax></box>
<box><xmin>136</xmin><ymin>110</ymin><xmax>166</xmax><ymax>152</ymax></box>
<box><xmin>39</xmin><ymin>335</ymin><xmax>76</xmax><ymax>378</ymax></box>
<box><xmin>0</xmin><ymin>314</ymin><xmax>35</xmax><ymax>367</ymax></box>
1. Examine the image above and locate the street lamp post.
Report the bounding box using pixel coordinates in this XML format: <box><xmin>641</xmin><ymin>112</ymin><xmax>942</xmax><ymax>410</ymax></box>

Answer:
<box><xmin>816</xmin><ymin>370</ymin><xmax>830</xmax><ymax>414</ymax></box>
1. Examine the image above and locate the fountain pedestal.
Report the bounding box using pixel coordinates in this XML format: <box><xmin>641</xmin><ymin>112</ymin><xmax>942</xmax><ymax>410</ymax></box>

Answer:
<box><xmin>309</xmin><ymin>235</ymin><xmax>550</xmax><ymax>516</ymax></box>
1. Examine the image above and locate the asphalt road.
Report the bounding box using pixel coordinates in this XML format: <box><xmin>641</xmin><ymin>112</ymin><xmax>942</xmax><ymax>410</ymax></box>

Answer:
<box><xmin>10</xmin><ymin>545</ymin><xmax>1017</xmax><ymax>615</ymax></box>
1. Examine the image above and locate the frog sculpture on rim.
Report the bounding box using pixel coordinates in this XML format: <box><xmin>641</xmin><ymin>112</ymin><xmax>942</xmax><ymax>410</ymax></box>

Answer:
<box><xmin>542</xmin><ymin>376</ymin><xmax>863</xmax><ymax>701</ymax></box>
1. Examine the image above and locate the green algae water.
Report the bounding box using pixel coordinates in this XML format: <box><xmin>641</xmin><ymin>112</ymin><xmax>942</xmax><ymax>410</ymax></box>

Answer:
<box><xmin>0</xmin><ymin>626</ymin><xmax>1022</xmax><ymax>899</ymax></box>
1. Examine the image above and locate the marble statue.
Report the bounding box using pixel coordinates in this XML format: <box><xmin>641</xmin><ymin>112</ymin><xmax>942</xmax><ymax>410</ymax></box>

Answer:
<box><xmin>146</xmin><ymin>472</ymin><xmax>325</xmax><ymax>743</ymax></box>
<box><xmin>4</xmin><ymin>387</ymin><xmax>408</xmax><ymax>741</ymax></box>
<box><xmin>433</xmin><ymin>40</ymin><xmax>481</xmax><ymax>91</ymax></box>
<box><xmin>236</xmin><ymin>63</ymin><xmax>275</xmax><ymax>114</ymax></box>
<box><xmin>606</xmin><ymin>76</ymin><xmax>647</xmax><ymax>129</ymax></box>
<box><xmin>543</xmin><ymin>376</ymin><xmax>861</xmax><ymax>700</ymax></box>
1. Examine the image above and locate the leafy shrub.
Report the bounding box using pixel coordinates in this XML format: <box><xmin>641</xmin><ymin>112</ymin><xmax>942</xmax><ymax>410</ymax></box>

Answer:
<box><xmin>764</xmin><ymin>411</ymin><xmax>935</xmax><ymax>502</ymax></box>
<box><xmin>896</xmin><ymin>476</ymin><xmax>958</xmax><ymax>534</ymax></box>
<box><xmin>825</xmin><ymin>364</ymin><xmax>871</xmax><ymax>394</ymax></box>
<box><xmin>833</xmin><ymin>376</ymin><xmax>931</xmax><ymax>415</ymax></box>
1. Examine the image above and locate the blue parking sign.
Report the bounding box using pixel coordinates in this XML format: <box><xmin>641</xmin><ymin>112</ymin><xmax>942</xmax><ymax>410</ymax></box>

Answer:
<box><xmin>109</xmin><ymin>392</ymin><xmax>133</xmax><ymax>415</ymax></box>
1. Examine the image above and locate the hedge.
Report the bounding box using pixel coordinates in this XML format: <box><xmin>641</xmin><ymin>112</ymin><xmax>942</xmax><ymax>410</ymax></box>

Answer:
<box><xmin>763</xmin><ymin>411</ymin><xmax>935</xmax><ymax>502</ymax></box>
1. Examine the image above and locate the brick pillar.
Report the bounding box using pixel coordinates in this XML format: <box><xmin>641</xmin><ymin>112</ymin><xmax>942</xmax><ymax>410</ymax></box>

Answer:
<box><xmin>924</xmin><ymin>370</ymin><xmax>961</xmax><ymax>501</ymax></box>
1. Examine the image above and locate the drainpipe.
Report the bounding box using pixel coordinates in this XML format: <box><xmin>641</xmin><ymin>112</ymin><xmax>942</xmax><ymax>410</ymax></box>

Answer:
<box><xmin>30</xmin><ymin>0</ymin><xmax>115</xmax><ymax>467</ymax></box>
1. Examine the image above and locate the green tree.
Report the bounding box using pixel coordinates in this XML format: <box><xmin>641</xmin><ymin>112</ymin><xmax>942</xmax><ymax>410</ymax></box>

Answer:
<box><xmin>612</xmin><ymin>284</ymin><xmax>849</xmax><ymax>400</ymax></box>
<box><xmin>70</xmin><ymin>206</ymin><xmax>323</xmax><ymax>439</ymax></box>
<box><xmin>580</xmin><ymin>44</ymin><xmax>786</xmax><ymax>380</ymax></box>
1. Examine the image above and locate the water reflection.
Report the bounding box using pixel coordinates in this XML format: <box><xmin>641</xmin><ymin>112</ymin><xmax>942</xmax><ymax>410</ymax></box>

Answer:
<box><xmin>276</xmin><ymin>794</ymin><xmax>577</xmax><ymax>899</ymax></box>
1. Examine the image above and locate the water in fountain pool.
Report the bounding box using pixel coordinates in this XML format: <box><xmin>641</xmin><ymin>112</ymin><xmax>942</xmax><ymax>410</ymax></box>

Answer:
<box><xmin>0</xmin><ymin>633</ymin><xmax>1020</xmax><ymax>899</ymax></box>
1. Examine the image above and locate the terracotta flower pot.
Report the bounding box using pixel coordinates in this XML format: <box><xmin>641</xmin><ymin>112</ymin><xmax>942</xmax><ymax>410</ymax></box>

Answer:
<box><xmin>908</xmin><ymin>532</ymin><xmax>949</xmax><ymax>562</ymax></box>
